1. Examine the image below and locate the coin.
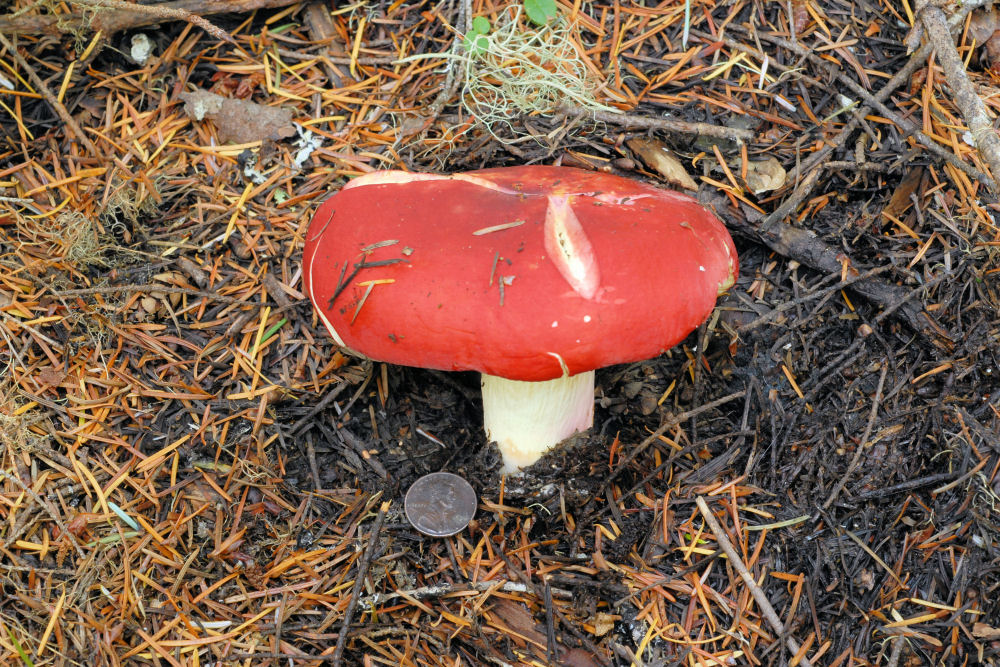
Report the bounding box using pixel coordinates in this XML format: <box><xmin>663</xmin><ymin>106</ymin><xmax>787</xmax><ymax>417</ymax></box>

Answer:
<box><xmin>404</xmin><ymin>472</ymin><xmax>477</xmax><ymax>537</ymax></box>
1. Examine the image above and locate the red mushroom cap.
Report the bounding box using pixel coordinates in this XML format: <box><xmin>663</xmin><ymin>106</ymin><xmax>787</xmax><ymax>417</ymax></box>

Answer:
<box><xmin>303</xmin><ymin>166</ymin><xmax>737</xmax><ymax>382</ymax></box>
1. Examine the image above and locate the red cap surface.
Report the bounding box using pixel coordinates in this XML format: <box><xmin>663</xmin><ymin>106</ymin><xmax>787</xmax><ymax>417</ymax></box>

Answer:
<box><xmin>303</xmin><ymin>166</ymin><xmax>737</xmax><ymax>381</ymax></box>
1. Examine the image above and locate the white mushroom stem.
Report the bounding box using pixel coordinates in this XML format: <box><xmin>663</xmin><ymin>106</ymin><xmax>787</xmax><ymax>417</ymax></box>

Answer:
<box><xmin>481</xmin><ymin>371</ymin><xmax>595</xmax><ymax>473</ymax></box>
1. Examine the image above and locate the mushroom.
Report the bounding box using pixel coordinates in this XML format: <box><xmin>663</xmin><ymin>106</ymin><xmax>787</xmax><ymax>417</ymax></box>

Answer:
<box><xmin>302</xmin><ymin>166</ymin><xmax>737</xmax><ymax>473</ymax></box>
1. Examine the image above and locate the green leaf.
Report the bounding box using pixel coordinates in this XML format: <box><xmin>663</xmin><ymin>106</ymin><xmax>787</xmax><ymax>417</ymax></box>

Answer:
<box><xmin>471</xmin><ymin>16</ymin><xmax>491</xmax><ymax>35</ymax></box>
<box><xmin>464</xmin><ymin>32</ymin><xmax>489</xmax><ymax>56</ymax></box>
<box><xmin>524</xmin><ymin>0</ymin><xmax>558</xmax><ymax>25</ymax></box>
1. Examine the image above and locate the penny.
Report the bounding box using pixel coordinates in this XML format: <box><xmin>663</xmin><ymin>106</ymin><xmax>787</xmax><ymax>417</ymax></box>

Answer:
<box><xmin>404</xmin><ymin>472</ymin><xmax>477</xmax><ymax>537</ymax></box>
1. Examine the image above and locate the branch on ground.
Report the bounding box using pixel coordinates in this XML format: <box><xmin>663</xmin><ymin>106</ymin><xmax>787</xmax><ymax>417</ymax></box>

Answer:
<box><xmin>0</xmin><ymin>0</ymin><xmax>297</xmax><ymax>37</ymax></box>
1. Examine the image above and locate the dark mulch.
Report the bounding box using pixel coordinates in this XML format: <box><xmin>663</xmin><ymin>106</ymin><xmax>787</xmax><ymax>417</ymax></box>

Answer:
<box><xmin>0</xmin><ymin>0</ymin><xmax>998</xmax><ymax>665</ymax></box>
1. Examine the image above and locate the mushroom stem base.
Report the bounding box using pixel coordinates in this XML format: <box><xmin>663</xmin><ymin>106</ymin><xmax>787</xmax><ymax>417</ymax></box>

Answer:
<box><xmin>482</xmin><ymin>371</ymin><xmax>595</xmax><ymax>473</ymax></box>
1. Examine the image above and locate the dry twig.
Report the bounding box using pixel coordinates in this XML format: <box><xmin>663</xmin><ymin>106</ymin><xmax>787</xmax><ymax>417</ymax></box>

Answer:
<box><xmin>0</xmin><ymin>32</ymin><xmax>100</xmax><ymax>156</ymax></box>
<box><xmin>918</xmin><ymin>0</ymin><xmax>1000</xmax><ymax>190</ymax></box>
<box><xmin>559</xmin><ymin>105</ymin><xmax>755</xmax><ymax>143</ymax></box>
<box><xmin>332</xmin><ymin>500</ymin><xmax>389</xmax><ymax>666</ymax></box>
<box><xmin>696</xmin><ymin>496</ymin><xmax>815</xmax><ymax>667</ymax></box>
<box><xmin>0</xmin><ymin>0</ymin><xmax>296</xmax><ymax>36</ymax></box>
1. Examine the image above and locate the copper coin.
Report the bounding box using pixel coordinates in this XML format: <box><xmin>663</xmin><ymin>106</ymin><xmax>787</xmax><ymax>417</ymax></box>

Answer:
<box><xmin>404</xmin><ymin>472</ymin><xmax>477</xmax><ymax>537</ymax></box>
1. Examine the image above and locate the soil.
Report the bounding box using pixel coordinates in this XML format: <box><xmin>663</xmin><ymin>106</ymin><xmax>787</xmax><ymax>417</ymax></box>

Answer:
<box><xmin>0</xmin><ymin>1</ymin><xmax>998</xmax><ymax>665</ymax></box>
<box><xmin>279</xmin><ymin>219</ymin><xmax>999</xmax><ymax>663</ymax></box>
